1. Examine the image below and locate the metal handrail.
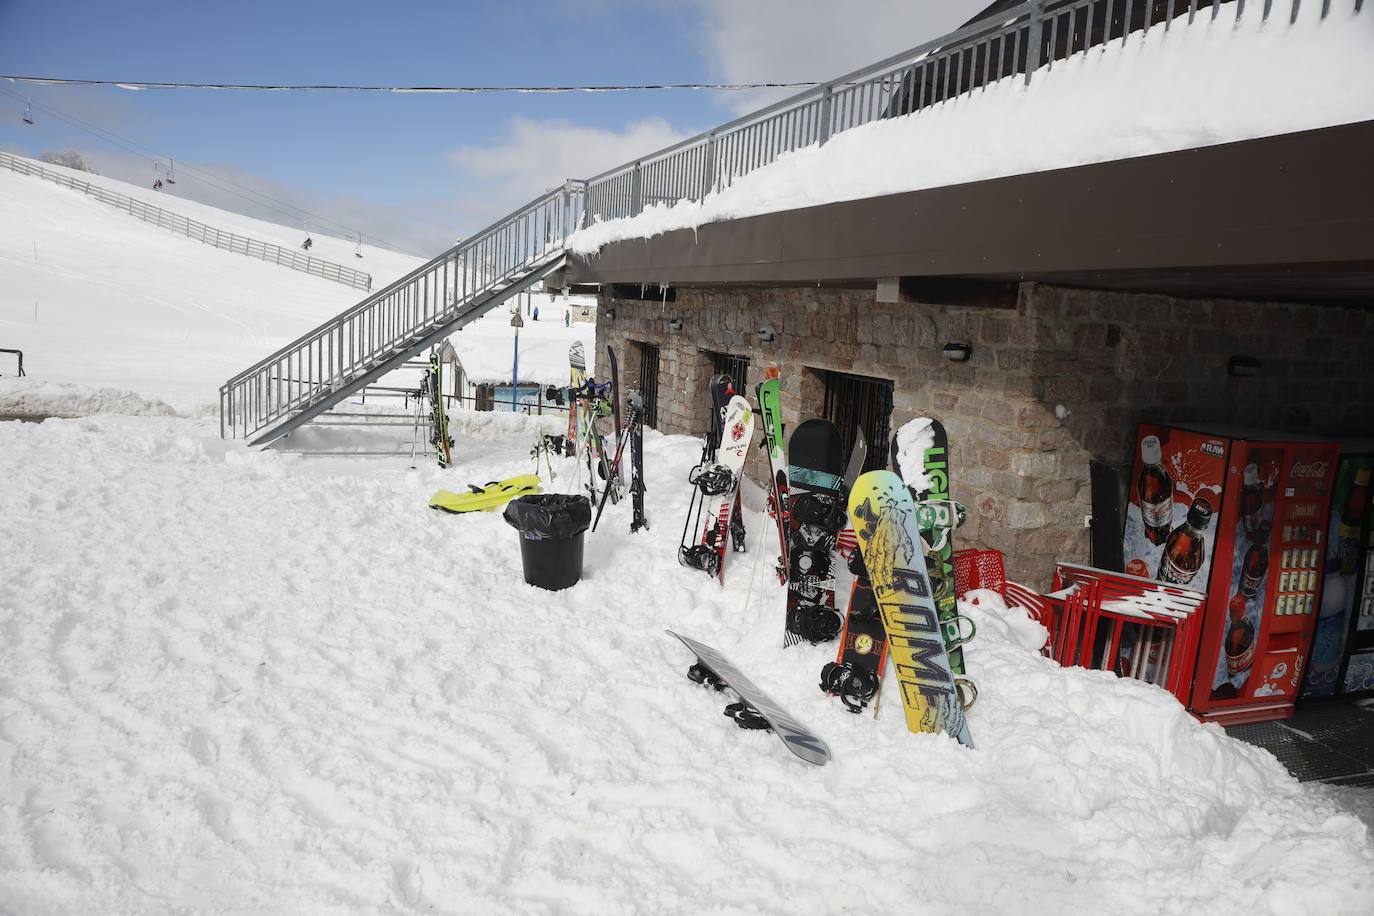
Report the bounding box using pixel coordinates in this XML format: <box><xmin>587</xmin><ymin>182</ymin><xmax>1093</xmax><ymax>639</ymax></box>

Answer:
<box><xmin>0</xmin><ymin>348</ymin><xmax>24</xmax><ymax>377</ymax></box>
<box><xmin>219</xmin><ymin>0</ymin><xmax>1355</xmax><ymax>443</ymax></box>
<box><xmin>0</xmin><ymin>151</ymin><xmax>373</xmax><ymax>291</ymax></box>
<box><xmin>580</xmin><ymin>0</ymin><xmax>1351</xmax><ymax>222</ymax></box>
<box><xmin>218</xmin><ymin>181</ymin><xmax>584</xmax><ymax>442</ymax></box>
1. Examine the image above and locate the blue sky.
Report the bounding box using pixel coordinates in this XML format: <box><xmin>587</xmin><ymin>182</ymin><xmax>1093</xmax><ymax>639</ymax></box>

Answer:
<box><xmin>0</xmin><ymin>0</ymin><xmax>984</xmax><ymax>254</ymax></box>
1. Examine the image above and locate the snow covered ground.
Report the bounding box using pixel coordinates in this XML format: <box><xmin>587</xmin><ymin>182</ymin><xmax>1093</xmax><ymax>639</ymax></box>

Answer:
<box><xmin>570</xmin><ymin>3</ymin><xmax>1374</xmax><ymax>254</ymax></box>
<box><xmin>2</xmin><ymin>38</ymin><xmax>1372</xmax><ymax>911</ymax></box>
<box><xmin>1</xmin><ymin>408</ymin><xmax>1371</xmax><ymax>914</ymax></box>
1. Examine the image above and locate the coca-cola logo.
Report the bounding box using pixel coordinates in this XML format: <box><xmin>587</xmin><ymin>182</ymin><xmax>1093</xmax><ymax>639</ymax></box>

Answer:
<box><xmin>1291</xmin><ymin>461</ymin><xmax>1329</xmax><ymax>480</ymax></box>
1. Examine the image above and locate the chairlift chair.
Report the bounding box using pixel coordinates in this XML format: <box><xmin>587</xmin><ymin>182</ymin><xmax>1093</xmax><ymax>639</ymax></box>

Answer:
<box><xmin>166</xmin><ymin>159</ymin><xmax>176</xmax><ymax>184</ymax></box>
<box><xmin>22</xmin><ymin>102</ymin><xmax>34</xmax><ymax>125</ymax></box>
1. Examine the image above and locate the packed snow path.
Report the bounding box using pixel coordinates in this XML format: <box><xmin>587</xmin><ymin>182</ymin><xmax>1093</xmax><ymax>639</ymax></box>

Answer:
<box><xmin>1</xmin><ymin>411</ymin><xmax>1371</xmax><ymax>914</ymax></box>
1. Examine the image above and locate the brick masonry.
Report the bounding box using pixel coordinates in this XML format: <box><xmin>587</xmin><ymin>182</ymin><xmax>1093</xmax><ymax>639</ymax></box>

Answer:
<box><xmin>596</xmin><ymin>283</ymin><xmax>1374</xmax><ymax>587</ymax></box>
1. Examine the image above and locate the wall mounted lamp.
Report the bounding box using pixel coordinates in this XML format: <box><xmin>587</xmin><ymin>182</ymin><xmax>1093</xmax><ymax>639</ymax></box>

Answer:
<box><xmin>668</xmin><ymin>317</ymin><xmax>684</xmax><ymax>331</ymax></box>
<box><xmin>942</xmin><ymin>341</ymin><xmax>973</xmax><ymax>362</ymax></box>
<box><xmin>1227</xmin><ymin>355</ymin><xmax>1262</xmax><ymax>378</ymax></box>
<box><xmin>758</xmin><ymin>325</ymin><xmax>777</xmax><ymax>343</ymax></box>
<box><xmin>604</xmin><ymin>308</ymin><xmax>616</xmax><ymax>320</ymax></box>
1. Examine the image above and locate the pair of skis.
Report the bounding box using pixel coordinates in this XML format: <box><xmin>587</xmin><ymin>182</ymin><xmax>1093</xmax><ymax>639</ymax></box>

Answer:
<box><xmin>420</xmin><ymin>351</ymin><xmax>453</xmax><ymax>468</ymax></box>
<box><xmin>567</xmin><ymin>343</ymin><xmax>621</xmax><ymax>511</ymax></box>
<box><xmin>564</xmin><ymin>343</ymin><xmax>648</xmax><ymax>534</ymax></box>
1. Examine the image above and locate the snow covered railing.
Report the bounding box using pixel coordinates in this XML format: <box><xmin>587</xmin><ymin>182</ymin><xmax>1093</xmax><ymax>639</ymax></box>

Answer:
<box><xmin>0</xmin><ymin>151</ymin><xmax>373</xmax><ymax>292</ymax></box>
<box><xmin>581</xmin><ymin>0</ymin><xmax>1362</xmax><ymax>224</ymax></box>
<box><xmin>219</xmin><ymin>182</ymin><xmax>585</xmax><ymax>445</ymax></box>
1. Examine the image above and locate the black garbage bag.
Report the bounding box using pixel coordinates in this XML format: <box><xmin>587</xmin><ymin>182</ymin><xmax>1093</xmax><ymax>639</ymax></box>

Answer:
<box><xmin>503</xmin><ymin>494</ymin><xmax>592</xmax><ymax>540</ymax></box>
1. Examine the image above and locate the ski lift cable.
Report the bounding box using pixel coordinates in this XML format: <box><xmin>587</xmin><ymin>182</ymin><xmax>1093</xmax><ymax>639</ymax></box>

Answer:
<box><xmin>0</xmin><ymin>85</ymin><xmax>407</xmax><ymax>252</ymax></box>
<box><xmin>2</xmin><ymin>74</ymin><xmax>825</xmax><ymax>93</ymax></box>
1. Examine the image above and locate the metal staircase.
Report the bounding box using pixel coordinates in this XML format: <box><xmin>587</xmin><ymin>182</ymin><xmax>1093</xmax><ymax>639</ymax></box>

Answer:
<box><xmin>219</xmin><ymin>183</ymin><xmax>583</xmax><ymax>445</ymax></box>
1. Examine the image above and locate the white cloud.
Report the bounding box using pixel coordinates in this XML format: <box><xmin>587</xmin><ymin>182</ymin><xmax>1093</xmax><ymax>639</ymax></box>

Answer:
<box><xmin>448</xmin><ymin>115</ymin><xmax>689</xmax><ymax>196</ymax></box>
<box><xmin>694</xmin><ymin>0</ymin><xmax>991</xmax><ymax>112</ymax></box>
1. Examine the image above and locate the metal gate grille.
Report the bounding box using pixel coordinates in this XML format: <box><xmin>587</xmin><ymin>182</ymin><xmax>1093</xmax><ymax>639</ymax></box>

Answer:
<box><xmin>708</xmin><ymin>351</ymin><xmax>750</xmax><ymax>394</ymax></box>
<box><xmin>636</xmin><ymin>341</ymin><xmax>660</xmax><ymax>428</ymax></box>
<box><xmin>822</xmin><ymin>370</ymin><xmax>893</xmax><ymax>473</ymax></box>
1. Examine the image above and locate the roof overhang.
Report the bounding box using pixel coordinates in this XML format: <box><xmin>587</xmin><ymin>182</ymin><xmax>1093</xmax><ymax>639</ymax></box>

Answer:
<box><xmin>565</xmin><ymin>120</ymin><xmax>1374</xmax><ymax>304</ymax></box>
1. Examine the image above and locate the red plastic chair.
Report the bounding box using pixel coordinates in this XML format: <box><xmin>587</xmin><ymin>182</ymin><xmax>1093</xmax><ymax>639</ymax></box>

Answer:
<box><xmin>952</xmin><ymin>548</ymin><xmax>1055</xmax><ymax>657</ymax></box>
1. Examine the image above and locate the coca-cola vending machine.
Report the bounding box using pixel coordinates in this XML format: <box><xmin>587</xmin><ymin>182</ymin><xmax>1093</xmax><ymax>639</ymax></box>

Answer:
<box><xmin>1123</xmin><ymin>424</ymin><xmax>1339</xmax><ymax>725</ymax></box>
<box><xmin>1300</xmin><ymin>446</ymin><xmax>1374</xmax><ymax>700</ymax></box>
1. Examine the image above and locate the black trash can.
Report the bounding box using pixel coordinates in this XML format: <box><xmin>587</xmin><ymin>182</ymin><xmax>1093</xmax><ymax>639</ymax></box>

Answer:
<box><xmin>503</xmin><ymin>494</ymin><xmax>592</xmax><ymax>591</ymax></box>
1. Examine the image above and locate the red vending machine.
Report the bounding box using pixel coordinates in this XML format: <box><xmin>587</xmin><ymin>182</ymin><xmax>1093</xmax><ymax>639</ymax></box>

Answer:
<box><xmin>1123</xmin><ymin>424</ymin><xmax>1339</xmax><ymax>725</ymax></box>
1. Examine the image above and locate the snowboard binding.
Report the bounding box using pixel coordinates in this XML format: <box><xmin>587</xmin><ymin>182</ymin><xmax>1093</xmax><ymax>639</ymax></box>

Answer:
<box><xmin>724</xmin><ymin>701</ymin><xmax>771</xmax><ymax>731</ymax></box>
<box><xmin>679</xmin><ymin>544</ymin><xmax>721</xmax><ymax>576</ymax></box>
<box><xmin>790</xmin><ymin>492</ymin><xmax>846</xmax><ymax>530</ymax></box>
<box><xmin>687</xmin><ymin>662</ymin><xmax>726</xmax><ymax>691</ymax></box>
<box><xmin>688</xmin><ymin>463</ymin><xmax>735</xmax><ymax>496</ymax></box>
<box><xmin>786</xmin><ymin>603</ymin><xmax>842</xmax><ymax>644</ymax></box>
<box><xmin>729</xmin><ymin>508</ymin><xmax>747</xmax><ymax>552</ymax></box>
<box><xmin>819</xmin><ymin>661</ymin><xmax>880</xmax><ymax>714</ymax></box>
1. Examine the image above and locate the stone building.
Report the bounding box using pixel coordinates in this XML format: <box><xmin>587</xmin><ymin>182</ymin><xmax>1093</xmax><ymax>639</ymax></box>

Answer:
<box><xmin>563</xmin><ymin>121</ymin><xmax>1374</xmax><ymax>586</ymax></box>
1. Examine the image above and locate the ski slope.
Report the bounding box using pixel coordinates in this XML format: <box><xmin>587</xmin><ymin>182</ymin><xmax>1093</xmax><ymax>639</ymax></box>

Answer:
<box><xmin>4</xmin><ymin>153</ymin><xmax>422</xmax><ymax>279</ymax></box>
<box><xmin>0</xmin><ymin>163</ymin><xmax>592</xmax><ymax>414</ymax></box>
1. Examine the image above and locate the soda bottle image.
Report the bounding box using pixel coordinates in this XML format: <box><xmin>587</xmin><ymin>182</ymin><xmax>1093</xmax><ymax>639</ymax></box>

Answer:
<box><xmin>1241</xmin><ymin>463</ymin><xmax>1265</xmax><ymax>538</ymax></box>
<box><xmin>1137</xmin><ymin>435</ymin><xmax>1173</xmax><ymax>546</ymax></box>
<box><xmin>1239</xmin><ymin>521</ymin><xmax>1271</xmax><ymax>598</ymax></box>
<box><xmin>1157</xmin><ymin>496</ymin><xmax>1213</xmax><ymax>586</ymax></box>
<box><xmin>1307</xmin><ymin>565</ymin><xmax>1348</xmax><ymax>691</ymax></box>
<box><xmin>1338</xmin><ymin>466</ymin><xmax>1370</xmax><ymax>575</ymax></box>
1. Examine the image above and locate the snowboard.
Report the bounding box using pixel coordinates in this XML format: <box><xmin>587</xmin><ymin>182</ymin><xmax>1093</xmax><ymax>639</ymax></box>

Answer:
<box><xmin>822</xmin><ymin>547</ymin><xmax>889</xmax><ymax>714</ymax></box>
<box><xmin>848</xmin><ymin>470</ymin><xmax>974</xmax><ymax>747</ymax></box>
<box><xmin>667</xmin><ymin>629</ymin><xmax>831</xmax><ymax>766</ymax></box>
<box><xmin>755</xmin><ymin>371</ymin><xmax>788</xmax><ymax>583</ymax></box>
<box><xmin>430</xmin><ymin>474</ymin><xmax>540</xmax><ymax>513</ymax></box>
<box><xmin>892</xmin><ymin>418</ymin><xmax>966</xmax><ymax>677</ymax></box>
<box><xmin>783</xmin><ymin>419</ymin><xmax>845</xmax><ymax>646</ymax></box>
<box><xmin>684</xmin><ymin>395</ymin><xmax>754</xmax><ymax>583</ymax></box>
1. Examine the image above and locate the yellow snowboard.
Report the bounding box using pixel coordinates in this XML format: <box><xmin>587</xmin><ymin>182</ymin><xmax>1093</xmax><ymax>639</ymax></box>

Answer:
<box><xmin>430</xmin><ymin>474</ymin><xmax>541</xmax><ymax>514</ymax></box>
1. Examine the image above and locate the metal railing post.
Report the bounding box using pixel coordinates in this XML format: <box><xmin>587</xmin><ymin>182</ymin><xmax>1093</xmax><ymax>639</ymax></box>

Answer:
<box><xmin>818</xmin><ymin>85</ymin><xmax>835</xmax><ymax>145</ymax></box>
<box><xmin>702</xmin><ymin>132</ymin><xmax>717</xmax><ymax>197</ymax></box>
<box><xmin>630</xmin><ymin>162</ymin><xmax>643</xmax><ymax>216</ymax></box>
<box><xmin>1025</xmin><ymin>1</ymin><xmax>1046</xmax><ymax>84</ymax></box>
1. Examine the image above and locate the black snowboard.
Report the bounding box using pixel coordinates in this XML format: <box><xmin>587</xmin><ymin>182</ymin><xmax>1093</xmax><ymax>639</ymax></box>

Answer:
<box><xmin>783</xmin><ymin>419</ymin><xmax>845</xmax><ymax>647</ymax></box>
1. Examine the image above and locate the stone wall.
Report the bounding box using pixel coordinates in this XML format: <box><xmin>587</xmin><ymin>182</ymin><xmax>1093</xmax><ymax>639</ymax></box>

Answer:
<box><xmin>596</xmin><ymin>284</ymin><xmax>1374</xmax><ymax>586</ymax></box>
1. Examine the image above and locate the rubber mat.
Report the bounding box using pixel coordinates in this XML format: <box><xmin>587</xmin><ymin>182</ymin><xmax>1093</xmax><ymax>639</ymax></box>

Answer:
<box><xmin>1227</xmin><ymin>700</ymin><xmax>1374</xmax><ymax>784</ymax></box>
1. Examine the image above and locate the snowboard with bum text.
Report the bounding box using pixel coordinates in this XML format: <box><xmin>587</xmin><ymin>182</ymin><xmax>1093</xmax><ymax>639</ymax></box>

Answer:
<box><xmin>668</xmin><ymin>629</ymin><xmax>831</xmax><ymax>766</ymax></box>
<box><xmin>848</xmin><ymin>470</ymin><xmax>975</xmax><ymax>747</ymax></box>
<box><xmin>784</xmin><ymin>419</ymin><xmax>845</xmax><ymax>646</ymax></box>
<box><xmin>893</xmin><ymin>418</ymin><xmax>966</xmax><ymax>678</ymax></box>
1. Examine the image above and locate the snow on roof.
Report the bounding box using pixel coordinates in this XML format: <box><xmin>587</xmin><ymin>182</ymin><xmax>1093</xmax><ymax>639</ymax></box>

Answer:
<box><xmin>569</xmin><ymin>4</ymin><xmax>1374</xmax><ymax>255</ymax></box>
<box><xmin>446</xmin><ymin>290</ymin><xmax>599</xmax><ymax>387</ymax></box>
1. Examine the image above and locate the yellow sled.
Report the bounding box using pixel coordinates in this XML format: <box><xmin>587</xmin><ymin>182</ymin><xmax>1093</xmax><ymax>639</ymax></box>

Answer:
<box><xmin>429</xmin><ymin>474</ymin><xmax>541</xmax><ymax>514</ymax></box>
